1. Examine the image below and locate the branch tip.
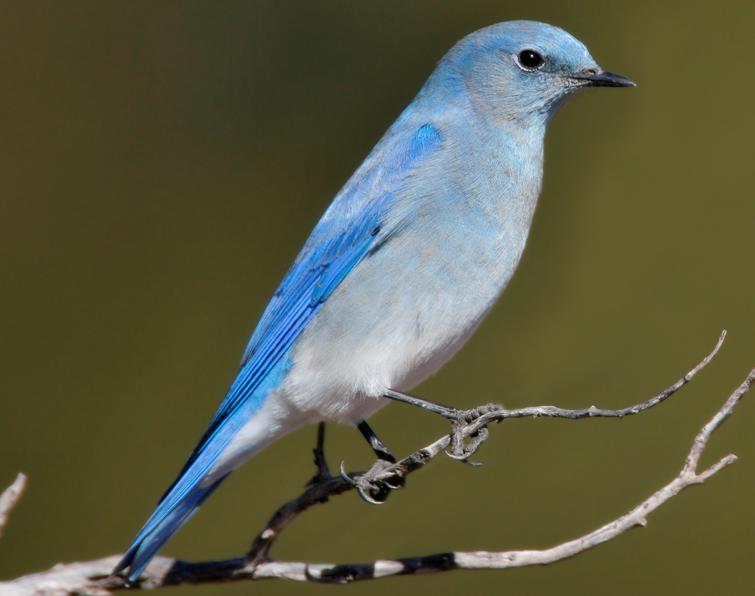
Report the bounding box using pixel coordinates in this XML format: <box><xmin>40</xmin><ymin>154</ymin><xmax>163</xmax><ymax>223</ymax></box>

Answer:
<box><xmin>0</xmin><ymin>472</ymin><xmax>27</xmax><ymax>541</ymax></box>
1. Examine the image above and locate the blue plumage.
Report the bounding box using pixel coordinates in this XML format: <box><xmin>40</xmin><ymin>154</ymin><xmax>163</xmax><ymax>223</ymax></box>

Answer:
<box><xmin>115</xmin><ymin>21</ymin><xmax>633</xmax><ymax>582</ymax></box>
<box><xmin>115</xmin><ymin>122</ymin><xmax>443</xmax><ymax>582</ymax></box>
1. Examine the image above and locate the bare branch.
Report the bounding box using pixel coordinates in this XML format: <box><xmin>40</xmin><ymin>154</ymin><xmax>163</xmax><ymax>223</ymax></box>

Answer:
<box><xmin>684</xmin><ymin>365</ymin><xmax>753</xmax><ymax>477</ymax></box>
<box><xmin>247</xmin><ymin>474</ymin><xmax>351</xmax><ymax>564</ymax></box>
<box><xmin>481</xmin><ymin>328</ymin><xmax>727</xmax><ymax>423</ymax></box>
<box><xmin>0</xmin><ymin>473</ymin><xmax>27</xmax><ymax>542</ymax></box>
<box><xmin>0</xmin><ymin>334</ymin><xmax>749</xmax><ymax>595</ymax></box>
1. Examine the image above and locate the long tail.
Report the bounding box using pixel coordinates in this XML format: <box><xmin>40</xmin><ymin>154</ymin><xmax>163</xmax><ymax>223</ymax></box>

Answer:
<box><xmin>113</xmin><ymin>472</ymin><xmax>228</xmax><ymax>584</ymax></box>
<box><xmin>114</xmin><ymin>355</ymin><xmax>296</xmax><ymax>582</ymax></box>
<box><xmin>113</xmin><ymin>402</ymin><xmax>245</xmax><ymax>583</ymax></box>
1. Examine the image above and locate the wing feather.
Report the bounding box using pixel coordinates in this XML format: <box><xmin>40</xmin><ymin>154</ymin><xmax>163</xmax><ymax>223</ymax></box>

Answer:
<box><xmin>181</xmin><ymin>122</ymin><xmax>442</xmax><ymax>472</ymax></box>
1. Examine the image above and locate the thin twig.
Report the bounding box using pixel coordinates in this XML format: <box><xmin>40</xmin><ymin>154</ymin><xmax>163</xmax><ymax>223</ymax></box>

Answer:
<box><xmin>0</xmin><ymin>473</ymin><xmax>27</xmax><ymax>542</ymax></box>
<box><xmin>476</xmin><ymin>329</ymin><xmax>726</xmax><ymax>423</ymax></box>
<box><xmin>0</xmin><ymin>334</ymin><xmax>749</xmax><ymax>595</ymax></box>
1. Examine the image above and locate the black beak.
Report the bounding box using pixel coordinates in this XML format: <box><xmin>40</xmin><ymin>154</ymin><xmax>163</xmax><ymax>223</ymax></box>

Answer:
<box><xmin>573</xmin><ymin>69</ymin><xmax>636</xmax><ymax>88</ymax></box>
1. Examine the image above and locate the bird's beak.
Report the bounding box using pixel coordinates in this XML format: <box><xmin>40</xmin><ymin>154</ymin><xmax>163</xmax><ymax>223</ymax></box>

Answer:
<box><xmin>572</xmin><ymin>68</ymin><xmax>636</xmax><ymax>88</ymax></box>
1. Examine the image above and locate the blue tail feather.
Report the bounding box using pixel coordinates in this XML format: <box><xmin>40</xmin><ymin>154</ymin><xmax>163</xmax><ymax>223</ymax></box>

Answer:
<box><xmin>115</xmin><ymin>357</ymin><xmax>293</xmax><ymax>582</ymax></box>
<box><xmin>113</xmin><ymin>410</ymin><xmax>241</xmax><ymax>582</ymax></box>
<box><xmin>114</xmin><ymin>472</ymin><xmax>227</xmax><ymax>583</ymax></box>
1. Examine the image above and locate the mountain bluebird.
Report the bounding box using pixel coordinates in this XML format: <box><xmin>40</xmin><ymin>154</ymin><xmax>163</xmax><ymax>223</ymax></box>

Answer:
<box><xmin>115</xmin><ymin>20</ymin><xmax>633</xmax><ymax>582</ymax></box>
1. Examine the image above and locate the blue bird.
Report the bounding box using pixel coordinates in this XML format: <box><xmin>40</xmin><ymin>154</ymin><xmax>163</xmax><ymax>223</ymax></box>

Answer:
<box><xmin>114</xmin><ymin>20</ymin><xmax>634</xmax><ymax>582</ymax></box>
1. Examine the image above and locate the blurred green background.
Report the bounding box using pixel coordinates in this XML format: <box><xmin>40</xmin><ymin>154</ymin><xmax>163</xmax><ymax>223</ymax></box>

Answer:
<box><xmin>1</xmin><ymin>1</ymin><xmax>753</xmax><ymax>594</ymax></box>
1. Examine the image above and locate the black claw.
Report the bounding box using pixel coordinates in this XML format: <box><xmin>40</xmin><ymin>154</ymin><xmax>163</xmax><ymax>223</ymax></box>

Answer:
<box><xmin>340</xmin><ymin>460</ymin><xmax>403</xmax><ymax>505</ymax></box>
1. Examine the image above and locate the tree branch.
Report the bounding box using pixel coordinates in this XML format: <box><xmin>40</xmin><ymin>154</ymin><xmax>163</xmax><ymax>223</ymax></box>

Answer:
<box><xmin>0</xmin><ymin>473</ymin><xmax>26</xmax><ymax>542</ymax></box>
<box><xmin>0</xmin><ymin>332</ymin><xmax>750</xmax><ymax>595</ymax></box>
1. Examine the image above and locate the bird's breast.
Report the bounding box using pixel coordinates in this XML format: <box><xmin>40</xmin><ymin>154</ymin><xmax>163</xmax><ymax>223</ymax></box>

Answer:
<box><xmin>281</xmin><ymin>124</ymin><xmax>544</xmax><ymax>422</ymax></box>
<box><xmin>283</xmin><ymin>209</ymin><xmax>536</xmax><ymax>422</ymax></box>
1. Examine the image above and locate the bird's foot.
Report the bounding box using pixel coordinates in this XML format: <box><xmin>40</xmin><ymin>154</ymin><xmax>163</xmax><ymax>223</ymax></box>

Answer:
<box><xmin>445</xmin><ymin>403</ymin><xmax>501</xmax><ymax>463</ymax></box>
<box><xmin>340</xmin><ymin>459</ymin><xmax>405</xmax><ymax>505</ymax></box>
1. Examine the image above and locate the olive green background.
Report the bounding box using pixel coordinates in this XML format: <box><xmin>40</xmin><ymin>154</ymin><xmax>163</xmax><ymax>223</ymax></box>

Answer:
<box><xmin>1</xmin><ymin>1</ymin><xmax>753</xmax><ymax>595</ymax></box>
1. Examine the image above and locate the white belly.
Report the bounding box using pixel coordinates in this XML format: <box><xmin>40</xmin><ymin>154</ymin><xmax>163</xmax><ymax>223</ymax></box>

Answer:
<box><xmin>278</xmin><ymin>218</ymin><xmax>525</xmax><ymax>424</ymax></box>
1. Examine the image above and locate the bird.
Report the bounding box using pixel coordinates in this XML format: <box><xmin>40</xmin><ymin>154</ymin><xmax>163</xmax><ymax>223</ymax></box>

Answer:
<box><xmin>114</xmin><ymin>20</ymin><xmax>634</xmax><ymax>583</ymax></box>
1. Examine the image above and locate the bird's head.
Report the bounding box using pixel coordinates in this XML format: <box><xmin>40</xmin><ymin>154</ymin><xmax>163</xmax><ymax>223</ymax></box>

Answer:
<box><xmin>436</xmin><ymin>21</ymin><xmax>635</xmax><ymax>125</ymax></box>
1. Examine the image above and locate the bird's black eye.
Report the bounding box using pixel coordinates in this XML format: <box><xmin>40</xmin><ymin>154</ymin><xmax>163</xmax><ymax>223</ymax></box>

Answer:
<box><xmin>517</xmin><ymin>49</ymin><xmax>545</xmax><ymax>70</ymax></box>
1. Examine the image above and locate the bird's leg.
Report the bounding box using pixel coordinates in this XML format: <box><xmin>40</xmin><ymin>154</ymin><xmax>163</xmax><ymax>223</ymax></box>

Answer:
<box><xmin>340</xmin><ymin>420</ymin><xmax>405</xmax><ymax>504</ymax></box>
<box><xmin>383</xmin><ymin>389</ymin><xmax>501</xmax><ymax>462</ymax></box>
<box><xmin>383</xmin><ymin>389</ymin><xmax>459</xmax><ymax>417</ymax></box>
<box><xmin>307</xmin><ymin>422</ymin><xmax>332</xmax><ymax>486</ymax></box>
<box><xmin>358</xmin><ymin>420</ymin><xmax>397</xmax><ymax>464</ymax></box>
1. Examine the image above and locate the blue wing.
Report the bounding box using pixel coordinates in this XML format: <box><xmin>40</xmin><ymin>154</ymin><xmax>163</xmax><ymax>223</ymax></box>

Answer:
<box><xmin>115</xmin><ymin>122</ymin><xmax>442</xmax><ymax>581</ymax></box>
<box><xmin>210</xmin><ymin>122</ymin><xmax>443</xmax><ymax>436</ymax></box>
